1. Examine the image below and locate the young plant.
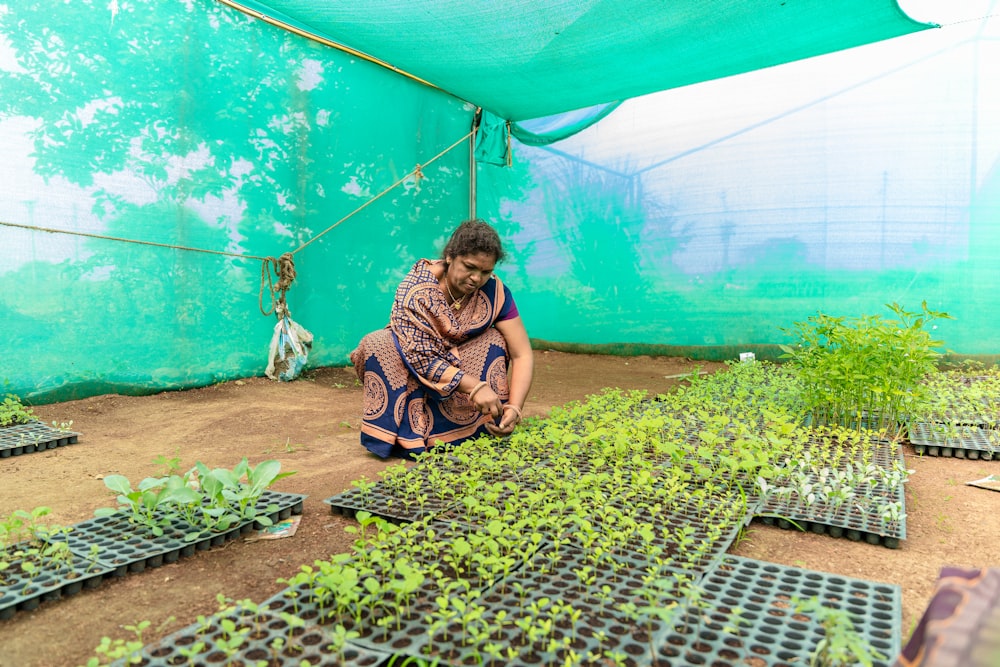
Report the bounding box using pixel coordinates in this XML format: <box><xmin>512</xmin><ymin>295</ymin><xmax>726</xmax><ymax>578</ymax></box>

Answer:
<box><xmin>780</xmin><ymin>301</ymin><xmax>951</xmax><ymax>431</ymax></box>
<box><xmin>0</xmin><ymin>394</ymin><xmax>36</xmax><ymax>427</ymax></box>
<box><xmin>193</xmin><ymin>457</ymin><xmax>295</xmax><ymax>533</ymax></box>
<box><xmin>796</xmin><ymin>597</ymin><xmax>886</xmax><ymax>667</ymax></box>
<box><xmin>94</xmin><ymin>474</ymin><xmax>195</xmax><ymax>537</ymax></box>
<box><xmin>81</xmin><ymin>618</ymin><xmax>172</xmax><ymax>667</ymax></box>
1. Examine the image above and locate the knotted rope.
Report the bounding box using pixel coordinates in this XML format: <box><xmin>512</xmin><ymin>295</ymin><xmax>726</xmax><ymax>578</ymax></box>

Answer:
<box><xmin>259</xmin><ymin>252</ymin><xmax>297</xmax><ymax>319</ymax></box>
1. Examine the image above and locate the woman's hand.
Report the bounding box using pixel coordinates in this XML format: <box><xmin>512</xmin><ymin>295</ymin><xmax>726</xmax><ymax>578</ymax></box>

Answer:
<box><xmin>470</xmin><ymin>382</ymin><xmax>502</xmax><ymax>419</ymax></box>
<box><xmin>485</xmin><ymin>404</ymin><xmax>521</xmax><ymax>436</ymax></box>
<box><xmin>467</xmin><ymin>380</ymin><xmax>519</xmax><ymax>435</ymax></box>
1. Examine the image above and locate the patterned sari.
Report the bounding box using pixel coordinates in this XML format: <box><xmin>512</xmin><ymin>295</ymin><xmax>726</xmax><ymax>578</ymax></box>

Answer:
<box><xmin>350</xmin><ymin>259</ymin><xmax>515</xmax><ymax>458</ymax></box>
<box><xmin>895</xmin><ymin>566</ymin><xmax>1000</xmax><ymax>667</ymax></box>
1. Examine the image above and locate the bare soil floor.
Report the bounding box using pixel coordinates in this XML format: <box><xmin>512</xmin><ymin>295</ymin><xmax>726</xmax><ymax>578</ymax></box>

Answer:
<box><xmin>1</xmin><ymin>351</ymin><xmax>997</xmax><ymax>667</ymax></box>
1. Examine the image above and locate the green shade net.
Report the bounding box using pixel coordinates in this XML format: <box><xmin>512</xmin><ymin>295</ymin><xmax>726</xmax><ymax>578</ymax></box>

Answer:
<box><xmin>0</xmin><ymin>0</ymin><xmax>473</xmax><ymax>402</ymax></box>
<box><xmin>476</xmin><ymin>5</ymin><xmax>1000</xmax><ymax>360</ymax></box>
<box><xmin>235</xmin><ymin>0</ymin><xmax>933</xmax><ymax>121</ymax></box>
<box><xmin>0</xmin><ymin>0</ymin><xmax>991</xmax><ymax>406</ymax></box>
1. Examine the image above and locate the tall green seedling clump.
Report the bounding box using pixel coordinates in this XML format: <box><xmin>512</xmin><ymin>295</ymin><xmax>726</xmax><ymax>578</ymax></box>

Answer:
<box><xmin>780</xmin><ymin>301</ymin><xmax>951</xmax><ymax>434</ymax></box>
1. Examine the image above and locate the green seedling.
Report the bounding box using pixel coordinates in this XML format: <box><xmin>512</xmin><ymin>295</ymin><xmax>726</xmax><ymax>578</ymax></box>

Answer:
<box><xmin>0</xmin><ymin>394</ymin><xmax>37</xmax><ymax>427</ymax></box>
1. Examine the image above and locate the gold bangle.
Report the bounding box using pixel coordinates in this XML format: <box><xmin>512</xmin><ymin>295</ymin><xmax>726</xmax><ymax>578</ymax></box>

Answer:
<box><xmin>502</xmin><ymin>404</ymin><xmax>523</xmax><ymax>421</ymax></box>
<box><xmin>467</xmin><ymin>381</ymin><xmax>488</xmax><ymax>401</ymax></box>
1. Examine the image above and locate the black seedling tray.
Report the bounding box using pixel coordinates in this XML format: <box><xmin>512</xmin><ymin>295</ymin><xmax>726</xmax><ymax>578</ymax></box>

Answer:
<box><xmin>0</xmin><ymin>421</ymin><xmax>79</xmax><ymax>457</ymax></box>
<box><xmin>755</xmin><ymin>484</ymin><xmax>906</xmax><ymax>549</ymax></box>
<box><xmin>908</xmin><ymin>422</ymin><xmax>1000</xmax><ymax>460</ymax></box>
<box><xmin>111</xmin><ymin>597</ymin><xmax>391</xmax><ymax>667</ymax></box>
<box><xmin>756</xmin><ymin>440</ymin><xmax>907</xmax><ymax>548</ymax></box>
<box><xmin>340</xmin><ymin>545</ymin><xmax>681</xmax><ymax>667</ymax></box>
<box><xmin>324</xmin><ymin>486</ymin><xmax>453</xmax><ymax>524</ymax></box>
<box><xmin>52</xmin><ymin>513</ymin><xmax>236</xmax><ymax>575</ymax></box>
<box><xmin>0</xmin><ymin>556</ymin><xmax>115</xmax><ymax>621</ymax></box>
<box><xmin>53</xmin><ymin>490</ymin><xmax>306</xmax><ymax>574</ymax></box>
<box><xmin>654</xmin><ymin>555</ymin><xmax>901</xmax><ymax>667</ymax></box>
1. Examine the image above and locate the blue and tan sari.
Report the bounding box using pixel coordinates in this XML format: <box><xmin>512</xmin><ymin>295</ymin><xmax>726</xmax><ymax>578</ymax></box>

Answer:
<box><xmin>350</xmin><ymin>259</ymin><xmax>517</xmax><ymax>459</ymax></box>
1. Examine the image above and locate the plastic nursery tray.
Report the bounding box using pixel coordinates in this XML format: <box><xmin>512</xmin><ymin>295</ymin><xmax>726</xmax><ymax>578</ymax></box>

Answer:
<box><xmin>654</xmin><ymin>554</ymin><xmax>901</xmax><ymax>667</ymax></box>
<box><xmin>591</xmin><ymin>497</ymin><xmax>748</xmax><ymax>576</ymax></box>
<box><xmin>0</xmin><ymin>420</ymin><xmax>79</xmax><ymax>458</ymax></box>
<box><xmin>0</xmin><ymin>555</ymin><xmax>116</xmax><ymax>621</ymax></box>
<box><xmin>111</xmin><ymin>597</ymin><xmax>391</xmax><ymax>667</ymax></box>
<box><xmin>338</xmin><ymin>544</ymin><xmax>683</xmax><ymax>667</ymax></box>
<box><xmin>755</xmin><ymin>484</ymin><xmax>906</xmax><ymax>549</ymax></box>
<box><xmin>255</xmin><ymin>538</ymin><xmax>677</xmax><ymax>667</ymax></box>
<box><xmin>754</xmin><ymin>450</ymin><xmax>908</xmax><ymax>548</ymax></box>
<box><xmin>792</xmin><ymin>431</ymin><xmax>901</xmax><ymax>469</ymax></box>
<box><xmin>323</xmin><ymin>485</ymin><xmax>454</xmax><ymax>524</ymax></box>
<box><xmin>755</xmin><ymin>440</ymin><xmax>907</xmax><ymax>548</ymax></box>
<box><xmin>916</xmin><ymin>410</ymin><xmax>997</xmax><ymax>429</ymax></box>
<box><xmin>907</xmin><ymin>422</ymin><xmax>1000</xmax><ymax>460</ymax></box>
<box><xmin>52</xmin><ymin>490</ymin><xmax>306</xmax><ymax>575</ymax></box>
<box><xmin>257</xmin><ymin>490</ymin><xmax>307</xmax><ymax>524</ymax></box>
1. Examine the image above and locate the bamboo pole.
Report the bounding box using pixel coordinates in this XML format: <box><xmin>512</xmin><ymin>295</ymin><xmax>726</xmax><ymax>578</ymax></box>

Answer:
<box><xmin>217</xmin><ymin>0</ymin><xmax>445</xmax><ymax>93</ymax></box>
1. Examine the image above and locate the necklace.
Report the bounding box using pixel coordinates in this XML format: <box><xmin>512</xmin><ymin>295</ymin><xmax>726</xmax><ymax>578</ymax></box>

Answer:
<box><xmin>445</xmin><ymin>281</ymin><xmax>466</xmax><ymax>311</ymax></box>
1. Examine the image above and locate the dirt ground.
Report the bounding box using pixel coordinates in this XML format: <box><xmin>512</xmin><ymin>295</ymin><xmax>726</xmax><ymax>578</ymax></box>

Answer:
<box><xmin>1</xmin><ymin>351</ymin><xmax>997</xmax><ymax>667</ymax></box>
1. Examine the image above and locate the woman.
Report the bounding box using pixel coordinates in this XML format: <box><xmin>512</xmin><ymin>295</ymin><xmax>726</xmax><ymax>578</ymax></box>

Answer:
<box><xmin>350</xmin><ymin>219</ymin><xmax>534</xmax><ymax>459</ymax></box>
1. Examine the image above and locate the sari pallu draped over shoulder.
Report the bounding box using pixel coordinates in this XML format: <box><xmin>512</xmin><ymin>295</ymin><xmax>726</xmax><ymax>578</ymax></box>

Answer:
<box><xmin>351</xmin><ymin>259</ymin><xmax>514</xmax><ymax>459</ymax></box>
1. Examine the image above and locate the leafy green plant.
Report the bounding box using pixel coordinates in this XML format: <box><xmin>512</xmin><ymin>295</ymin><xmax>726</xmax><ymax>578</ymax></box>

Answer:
<box><xmin>151</xmin><ymin>450</ymin><xmax>183</xmax><ymax>476</ymax></box>
<box><xmin>780</xmin><ymin>301</ymin><xmax>951</xmax><ymax>433</ymax></box>
<box><xmin>80</xmin><ymin>618</ymin><xmax>173</xmax><ymax>667</ymax></box>
<box><xmin>0</xmin><ymin>394</ymin><xmax>35</xmax><ymax>427</ymax></box>
<box><xmin>94</xmin><ymin>473</ymin><xmax>199</xmax><ymax>538</ymax></box>
<box><xmin>0</xmin><ymin>506</ymin><xmax>78</xmax><ymax>587</ymax></box>
<box><xmin>194</xmin><ymin>457</ymin><xmax>296</xmax><ymax>534</ymax></box>
<box><xmin>93</xmin><ymin>457</ymin><xmax>294</xmax><ymax>540</ymax></box>
<box><xmin>796</xmin><ymin>597</ymin><xmax>886</xmax><ymax>667</ymax></box>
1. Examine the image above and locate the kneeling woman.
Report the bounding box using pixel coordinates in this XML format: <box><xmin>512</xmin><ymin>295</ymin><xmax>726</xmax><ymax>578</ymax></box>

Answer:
<box><xmin>350</xmin><ymin>219</ymin><xmax>533</xmax><ymax>459</ymax></box>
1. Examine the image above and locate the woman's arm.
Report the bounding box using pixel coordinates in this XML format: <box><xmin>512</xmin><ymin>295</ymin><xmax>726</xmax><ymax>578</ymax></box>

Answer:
<box><xmin>483</xmin><ymin>316</ymin><xmax>534</xmax><ymax>435</ymax></box>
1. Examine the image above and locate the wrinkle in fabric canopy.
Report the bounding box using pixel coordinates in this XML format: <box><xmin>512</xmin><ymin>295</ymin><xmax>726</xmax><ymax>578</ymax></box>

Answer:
<box><xmin>224</xmin><ymin>0</ymin><xmax>934</xmax><ymax>121</ymax></box>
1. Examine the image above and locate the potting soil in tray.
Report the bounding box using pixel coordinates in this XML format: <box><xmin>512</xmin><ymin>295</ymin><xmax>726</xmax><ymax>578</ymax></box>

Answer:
<box><xmin>0</xmin><ymin>420</ymin><xmax>79</xmax><ymax>457</ymax></box>
<box><xmin>654</xmin><ymin>554</ymin><xmax>901</xmax><ymax>667</ymax></box>
<box><xmin>109</xmin><ymin>598</ymin><xmax>392</xmax><ymax>667</ymax></box>
<box><xmin>324</xmin><ymin>485</ymin><xmax>454</xmax><ymax>524</ymax></box>
<box><xmin>0</xmin><ymin>556</ymin><xmax>116</xmax><ymax>621</ymax></box>
<box><xmin>338</xmin><ymin>545</ymin><xmax>683</xmax><ymax>667</ymax></box>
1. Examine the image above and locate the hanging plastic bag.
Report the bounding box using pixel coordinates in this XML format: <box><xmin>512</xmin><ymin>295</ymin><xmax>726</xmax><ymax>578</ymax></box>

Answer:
<box><xmin>265</xmin><ymin>315</ymin><xmax>313</xmax><ymax>382</ymax></box>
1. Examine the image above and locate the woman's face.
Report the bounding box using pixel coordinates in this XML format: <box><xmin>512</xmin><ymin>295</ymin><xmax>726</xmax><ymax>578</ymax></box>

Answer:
<box><xmin>446</xmin><ymin>252</ymin><xmax>496</xmax><ymax>296</ymax></box>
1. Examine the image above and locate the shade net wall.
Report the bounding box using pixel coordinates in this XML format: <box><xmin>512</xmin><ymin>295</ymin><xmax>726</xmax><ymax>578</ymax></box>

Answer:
<box><xmin>478</xmin><ymin>4</ymin><xmax>1000</xmax><ymax>359</ymax></box>
<box><xmin>1</xmin><ymin>1</ymin><xmax>998</xmax><ymax>404</ymax></box>
<box><xmin>0</xmin><ymin>0</ymin><xmax>474</xmax><ymax>402</ymax></box>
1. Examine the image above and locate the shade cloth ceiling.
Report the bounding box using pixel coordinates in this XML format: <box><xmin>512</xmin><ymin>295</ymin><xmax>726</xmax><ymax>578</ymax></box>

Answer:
<box><xmin>223</xmin><ymin>0</ymin><xmax>934</xmax><ymax>121</ymax></box>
